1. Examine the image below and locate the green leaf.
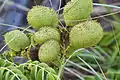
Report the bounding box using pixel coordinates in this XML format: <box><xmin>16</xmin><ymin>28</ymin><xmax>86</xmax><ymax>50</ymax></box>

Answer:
<box><xmin>115</xmin><ymin>75</ymin><xmax>120</xmax><ymax>80</ymax></box>
<box><xmin>84</xmin><ymin>76</ymin><xmax>96</xmax><ymax>80</ymax></box>
<box><xmin>36</xmin><ymin>69</ymin><xmax>42</xmax><ymax>80</ymax></box>
<box><xmin>9</xmin><ymin>75</ymin><xmax>16</xmax><ymax>80</ymax></box>
<box><xmin>106</xmin><ymin>69</ymin><xmax>120</xmax><ymax>79</ymax></box>
<box><xmin>41</xmin><ymin>69</ymin><xmax>45</xmax><ymax>80</ymax></box>
<box><xmin>0</xmin><ymin>69</ymin><xmax>5</xmax><ymax>80</ymax></box>
<box><xmin>31</xmin><ymin>65</ymin><xmax>38</xmax><ymax>80</ymax></box>
<box><xmin>32</xmin><ymin>61</ymin><xmax>40</xmax><ymax>64</ymax></box>
<box><xmin>47</xmin><ymin>73</ymin><xmax>55</xmax><ymax>80</ymax></box>
<box><xmin>38</xmin><ymin>63</ymin><xmax>49</xmax><ymax>68</ymax></box>
<box><xmin>19</xmin><ymin>75</ymin><xmax>28</xmax><ymax>80</ymax></box>
<box><xmin>18</xmin><ymin>65</ymin><xmax>25</xmax><ymax>73</ymax></box>
<box><xmin>11</xmin><ymin>69</ymin><xmax>23</xmax><ymax>75</ymax></box>
<box><xmin>46</xmin><ymin>67</ymin><xmax>56</xmax><ymax>74</ymax></box>
<box><xmin>0</xmin><ymin>59</ymin><xmax>6</xmax><ymax>67</ymax></box>
<box><xmin>4</xmin><ymin>71</ymin><xmax>10</xmax><ymax>80</ymax></box>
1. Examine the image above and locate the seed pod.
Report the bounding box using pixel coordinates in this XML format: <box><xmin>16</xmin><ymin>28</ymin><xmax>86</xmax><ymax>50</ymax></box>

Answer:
<box><xmin>27</xmin><ymin>6</ymin><xmax>58</xmax><ymax>30</ymax></box>
<box><xmin>29</xmin><ymin>46</ymin><xmax>39</xmax><ymax>61</ymax></box>
<box><xmin>70</xmin><ymin>21</ymin><xmax>103</xmax><ymax>48</ymax></box>
<box><xmin>38</xmin><ymin>40</ymin><xmax>60</xmax><ymax>62</ymax></box>
<box><xmin>63</xmin><ymin>0</ymin><xmax>93</xmax><ymax>26</ymax></box>
<box><xmin>34</xmin><ymin>27</ymin><xmax>60</xmax><ymax>44</ymax></box>
<box><xmin>4</xmin><ymin>30</ymin><xmax>30</xmax><ymax>51</ymax></box>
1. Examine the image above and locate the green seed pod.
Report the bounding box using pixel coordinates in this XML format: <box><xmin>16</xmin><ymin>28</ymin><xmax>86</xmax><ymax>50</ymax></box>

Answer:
<box><xmin>70</xmin><ymin>21</ymin><xmax>103</xmax><ymax>48</ymax></box>
<box><xmin>4</xmin><ymin>30</ymin><xmax>30</xmax><ymax>51</ymax></box>
<box><xmin>38</xmin><ymin>40</ymin><xmax>60</xmax><ymax>62</ymax></box>
<box><xmin>27</xmin><ymin>6</ymin><xmax>58</xmax><ymax>30</ymax></box>
<box><xmin>63</xmin><ymin>0</ymin><xmax>93</xmax><ymax>26</ymax></box>
<box><xmin>34</xmin><ymin>27</ymin><xmax>60</xmax><ymax>44</ymax></box>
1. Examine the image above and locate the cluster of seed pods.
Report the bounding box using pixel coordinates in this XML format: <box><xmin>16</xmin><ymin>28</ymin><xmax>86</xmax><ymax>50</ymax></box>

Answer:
<box><xmin>4</xmin><ymin>0</ymin><xmax>103</xmax><ymax>63</ymax></box>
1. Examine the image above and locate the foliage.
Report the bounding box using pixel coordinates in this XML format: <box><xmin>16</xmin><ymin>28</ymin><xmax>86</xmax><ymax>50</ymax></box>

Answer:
<box><xmin>0</xmin><ymin>58</ymin><xmax>58</xmax><ymax>80</ymax></box>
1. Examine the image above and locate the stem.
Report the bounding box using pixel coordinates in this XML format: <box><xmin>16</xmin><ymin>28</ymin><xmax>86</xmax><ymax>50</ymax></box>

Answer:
<box><xmin>77</xmin><ymin>56</ymin><xmax>103</xmax><ymax>80</ymax></box>
<box><xmin>93</xmin><ymin>3</ymin><xmax>120</xmax><ymax>9</ymax></box>
<box><xmin>64</xmin><ymin>67</ymin><xmax>85</xmax><ymax>80</ymax></box>
<box><xmin>57</xmin><ymin>48</ymin><xmax>85</xmax><ymax>80</ymax></box>
<box><xmin>68</xmin><ymin>60</ymin><xmax>95</xmax><ymax>75</ymax></box>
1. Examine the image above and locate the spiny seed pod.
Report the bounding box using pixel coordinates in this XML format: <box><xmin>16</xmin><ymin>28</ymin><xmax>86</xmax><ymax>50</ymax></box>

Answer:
<box><xmin>27</xmin><ymin>6</ymin><xmax>58</xmax><ymax>30</ymax></box>
<box><xmin>38</xmin><ymin>40</ymin><xmax>60</xmax><ymax>62</ymax></box>
<box><xmin>4</xmin><ymin>30</ymin><xmax>30</xmax><ymax>51</ymax></box>
<box><xmin>70</xmin><ymin>21</ymin><xmax>103</xmax><ymax>48</ymax></box>
<box><xmin>63</xmin><ymin>0</ymin><xmax>93</xmax><ymax>26</ymax></box>
<box><xmin>34</xmin><ymin>27</ymin><xmax>60</xmax><ymax>44</ymax></box>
